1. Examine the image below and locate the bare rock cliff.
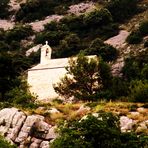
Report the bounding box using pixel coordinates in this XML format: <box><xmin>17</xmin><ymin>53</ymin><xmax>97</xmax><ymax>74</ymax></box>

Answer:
<box><xmin>0</xmin><ymin>108</ymin><xmax>57</xmax><ymax>148</ymax></box>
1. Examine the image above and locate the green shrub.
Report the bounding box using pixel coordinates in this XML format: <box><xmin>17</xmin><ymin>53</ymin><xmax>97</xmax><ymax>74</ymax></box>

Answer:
<box><xmin>0</xmin><ymin>41</ymin><xmax>10</xmax><ymax>51</ymax></box>
<box><xmin>54</xmin><ymin>5</ymin><xmax>68</xmax><ymax>15</ymax></box>
<box><xmin>144</xmin><ymin>40</ymin><xmax>148</xmax><ymax>48</ymax></box>
<box><xmin>106</xmin><ymin>0</ymin><xmax>139</xmax><ymax>22</ymax></box>
<box><xmin>122</xmin><ymin>58</ymin><xmax>141</xmax><ymax>81</ymax></box>
<box><xmin>0</xmin><ymin>135</ymin><xmax>16</xmax><ymax>148</ymax></box>
<box><xmin>0</xmin><ymin>52</ymin><xmax>32</xmax><ymax>99</ymax></box>
<box><xmin>15</xmin><ymin>0</ymin><xmax>57</xmax><ymax>22</ymax></box>
<box><xmin>141</xmin><ymin>64</ymin><xmax>148</xmax><ymax>80</ymax></box>
<box><xmin>0</xmin><ymin>0</ymin><xmax>10</xmax><ymax>18</ymax></box>
<box><xmin>139</xmin><ymin>20</ymin><xmax>148</xmax><ymax>36</ymax></box>
<box><xmin>122</xmin><ymin>50</ymin><xmax>148</xmax><ymax>81</ymax></box>
<box><xmin>60</xmin><ymin>15</ymin><xmax>84</xmax><ymax>32</ymax></box>
<box><xmin>55</xmin><ymin>33</ymin><xmax>81</xmax><ymax>58</ymax></box>
<box><xmin>110</xmin><ymin>77</ymin><xmax>129</xmax><ymax>98</ymax></box>
<box><xmin>129</xmin><ymin>80</ymin><xmax>148</xmax><ymax>102</ymax></box>
<box><xmin>35</xmin><ymin>22</ymin><xmax>69</xmax><ymax>45</ymax></box>
<box><xmin>83</xmin><ymin>8</ymin><xmax>113</xmax><ymax>27</ymax></box>
<box><xmin>5</xmin><ymin>79</ymin><xmax>37</xmax><ymax>108</ymax></box>
<box><xmin>84</xmin><ymin>38</ymin><xmax>118</xmax><ymax>62</ymax></box>
<box><xmin>54</xmin><ymin>54</ymin><xmax>103</xmax><ymax>101</ymax></box>
<box><xmin>5</xmin><ymin>24</ymin><xmax>34</xmax><ymax>43</ymax></box>
<box><xmin>51</xmin><ymin>113</ymin><xmax>148</xmax><ymax>148</ymax></box>
<box><xmin>126</xmin><ymin>31</ymin><xmax>143</xmax><ymax>44</ymax></box>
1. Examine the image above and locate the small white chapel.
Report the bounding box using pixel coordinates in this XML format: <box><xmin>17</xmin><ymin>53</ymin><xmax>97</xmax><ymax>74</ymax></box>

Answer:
<box><xmin>28</xmin><ymin>42</ymin><xmax>95</xmax><ymax>101</ymax></box>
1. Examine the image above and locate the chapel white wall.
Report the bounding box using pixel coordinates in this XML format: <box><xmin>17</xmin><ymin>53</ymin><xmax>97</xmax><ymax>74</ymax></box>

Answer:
<box><xmin>28</xmin><ymin>66</ymin><xmax>67</xmax><ymax>101</ymax></box>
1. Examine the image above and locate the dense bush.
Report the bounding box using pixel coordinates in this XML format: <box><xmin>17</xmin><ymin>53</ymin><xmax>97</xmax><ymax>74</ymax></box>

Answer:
<box><xmin>35</xmin><ymin>8</ymin><xmax>118</xmax><ymax>60</ymax></box>
<box><xmin>84</xmin><ymin>38</ymin><xmax>118</xmax><ymax>62</ymax></box>
<box><xmin>0</xmin><ymin>52</ymin><xmax>33</xmax><ymax>99</ymax></box>
<box><xmin>15</xmin><ymin>0</ymin><xmax>57</xmax><ymax>22</ymax></box>
<box><xmin>0</xmin><ymin>25</ymin><xmax>34</xmax><ymax>51</ymax></box>
<box><xmin>139</xmin><ymin>20</ymin><xmax>148</xmax><ymax>36</ymax></box>
<box><xmin>54</xmin><ymin>33</ymin><xmax>81</xmax><ymax>58</ymax></box>
<box><xmin>5</xmin><ymin>24</ymin><xmax>34</xmax><ymax>43</ymax></box>
<box><xmin>54</xmin><ymin>54</ymin><xmax>114</xmax><ymax>100</ymax></box>
<box><xmin>54</xmin><ymin>54</ymin><xmax>103</xmax><ymax>100</ymax></box>
<box><xmin>5</xmin><ymin>86</ymin><xmax>37</xmax><ymax>108</ymax></box>
<box><xmin>35</xmin><ymin>23</ymin><xmax>69</xmax><ymax>46</ymax></box>
<box><xmin>106</xmin><ymin>0</ymin><xmax>139</xmax><ymax>22</ymax></box>
<box><xmin>122</xmin><ymin>50</ymin><xmax>148</xmax><ymax>81</ymax></box>
<box><xmin>110</xmin><ymin>77</ymin><xmax>129</xmax><ymax>98</ymax></box>
<box><xmin>126</xmin><ymin>31</ymin><xmax>143</xmax><ymax>44</ymax></box>
<box><xmin>129</xmin><ymin>80</ymin><xmax>148</xmax><ymax>103</ymax></box>
<box><xmin>15</xmin><ymin>0</ymin><xmax>94</xmax><ymax>22</ymax></box>
<box><xmin>144</xmin><ymin>40</ymin><xmax>148</xmax><ymax>48</ymax></box>
<box><xmin>51</xmin><ymin>113</ymin><xmax>148</xmax><ymax>148</ymax></box>
<box><xmin>83</xmin><ymin>8</ymin><xmax>112</xmax><ymax>27</ymax></box>
<box><xmin>0</xmin><ymin>0</ymin><xmax>10</xmax><ymax>18</ymax></box>
<box><xmin>126</xmin><ymin>20</ymin><xmax>148</xmax><ymax>44</ymax></box>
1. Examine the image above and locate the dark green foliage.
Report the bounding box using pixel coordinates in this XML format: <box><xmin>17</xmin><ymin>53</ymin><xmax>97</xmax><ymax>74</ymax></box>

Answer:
<box><xmin>126</xmin><ymin>20</ymin><xmax>148</xmax><ymax>44</ymax></box>
<box><xmin>0</xmin><ymin>25</ymin><xmax>34</xmax><ymax>51</ymax></box>
<box><xmin>0</xmin><ymin>41</ymin><xmax>10</xmax><ymax>51</ymax></box>
<box><xmin>0</xmin><ymin>52</ymin><xmax>32</xmax><ymax>99</ymax></box>
<box><xmin>5</xmin><ymin>24</ymin><xmax>34</xmax><ymax>43</ymax></box>
<box><xmin>51</xmin><ymin>113</ymin><xmax>148</xmax><ymax>148</ymax></box>
<box><xmin>15</xmin><ymin>0</ymin><xmax>57</xmax><ymax>22</ymax></box>
<box><xmin>15</xmin><ymin>0</ymin><xmax>90</xmax><ymax>22</ymax></box>
<box><xmin>144</xmin><ymin>40</ymin><xmax>148</xmax><ymax>48</ymax></box>
<box><xmin>35</xmin><ymin>8</ymin><xmax>119</xmax><ymax>60</ymax></box>
<box><xmin>35</xmin><ymin>21</ymin><xmax>69</xmax><ymax>46</ymax></box>
<box><xmin>129</xmin><ymin>80</ymin><xmax>148</xmax><ymax>103</ymax></box>
<box><xmin>139</xmin><ymin>20</ymin><xmax>148</xmax><ymax>36</ymax></box>
<box><xmin>110</xmin><ymin>77</ymin><xmax>129</xmax><ymax>99</ymax></box>
<box><xmin>60</xmin><ymin>15</ymin><xmax>84</xmax><ymax>33</ymax></box>
<box><xmin>99</xmin><ymin>58</ymin><xmax>112</xmax><ymax>89</ymax></box>
<box><xmin>54</xmin><ymin>54</ymin><xmax>102</xmax><ymax>100</ymax></box>
<box><xmin>0</xmin><ymin>135</ymin><xmax>16</xmax><ymax>148</ymax></box>
<box><xmin>83</xmin><ymin>8</ymin><xmax>112</xmax><ymax>27</ymax></box>
<box><xmin>106</xmin><ymin>0</ymin><xmax>139</xmax><ymax>22</ymax></box>
<box><xmin>122</xmin><ymin>50</ymin><xmax>148</xmax><ymax>81</ymax></box>
<box><xmin>5</xmin><ymin>85</ymin><xmax>37</xmax><ymax>108</ymax></box>
<box><xmin>126</xmin><ymin>31</ymin><xmax>143</xmax><ymax>44</ymax></box>
<box><xmin>54</xmin><ymin>54</ymin><xmax>114</xmax><ymax>100</ymax></box>
<box><xmin>55</xmin><ymin>33</ymin><xmax>81</xmax><ymax>58</ymax></box>
<box><xmin>121</xmin><ymin>50</ymin><xmax>148</xmax><ymax>102</ymax></box>
<box><xmin>84</xmin><ymin>38</ymin><xmax>118</xmax><ymax>62</ymax></box>
<box><xmin>0</xmin><ymin>0</ymin><xmax>10</xmax><ymax>18</ymax></box>
<box><xmin>54</xmin><ymin>5</ymin><xmax>68</xmax><ymax>15</ymax></box>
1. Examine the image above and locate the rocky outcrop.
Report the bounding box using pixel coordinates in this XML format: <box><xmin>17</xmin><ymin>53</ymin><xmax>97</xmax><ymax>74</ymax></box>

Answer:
<box><xmin>120</xmin><ymin>116</ymin><xmax>135</xmax><ymax>132</ymax></box>
<box><xmin>105</xmin><ymin>30</ymin><xmax>129</xmax><ymax>49</ymax></box>
<box><xmin>0</xmin><ymin>108</ymin><xmax>57</xmax><ymax>148</ymax></box>
<box><xmin>68</xmin><ymin>2</ymin><xmax>95</xmax><ymax>15</ymax></box>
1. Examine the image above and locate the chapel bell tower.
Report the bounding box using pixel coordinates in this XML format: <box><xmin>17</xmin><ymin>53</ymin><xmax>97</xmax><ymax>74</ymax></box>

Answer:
<box><xmin>40</xmin><ymin>41</ymin><xmax>52</xmax><ymax>64</ymax></box>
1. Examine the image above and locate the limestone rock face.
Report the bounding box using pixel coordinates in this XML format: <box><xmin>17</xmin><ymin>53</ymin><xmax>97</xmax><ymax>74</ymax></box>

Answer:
<box><xmin>0</xmin><ymin>108</ymin><xmax>21</xmax><ymax>136</ymax></box>
<box><xmin>15</xmin><ymin>115</ymin><xmax>44</xmax><ymax>143</ymax></box>
<box><xmin>120</xmin><ymin>116</ymin><xmax>134</xmax><ymax>132</ymax></box>
<box><xmin>0</xmin><ymin>108</ymin><xmax>57</xmax><ymax>147</ymax></box>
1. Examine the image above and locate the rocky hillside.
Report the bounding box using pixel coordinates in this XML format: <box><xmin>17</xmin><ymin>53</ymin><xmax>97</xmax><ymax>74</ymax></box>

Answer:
<box><xmin>0</xmin><ymin>0</ymin><xmax>148</xmax><ymax>147</ymax></box>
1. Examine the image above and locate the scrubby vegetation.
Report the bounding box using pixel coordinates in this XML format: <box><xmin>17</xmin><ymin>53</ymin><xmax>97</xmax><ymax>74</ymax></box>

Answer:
<box><xmin>15</xmin><ymin>0</ymin><xmax>92</xmax><ymax>22</ymax></box>
<box><xmin>0</xmin><ymin>0</ymin><xmax>10</xmax><ymax>18</ymax></box>
<box><xmin>51</xmin><ymin>113</ymin><xmax>148</xmax><ymax>148</ymax></box>
<box><xmin>54</xmin><ymin>50</ymin><xmax>148</xmax><ymax>102</ymax></box>
<box><xmin>35</xmin><ymin>8</ymin><xmax>119</xmax><ymax>59</ymax></box>
<box><xmin>126</xmin><ymin>19</ymin><xmax>148</xmax><ymax>44</ymax></box>
<box><xmin>0</xmin><ymin>0</ymin><xmax>148</xmax><ymax>146</ymax></box>
<box><xmin>0</xmin><ymin>135</ymin><xmax>16</xmax><ymax>148</ymax></box>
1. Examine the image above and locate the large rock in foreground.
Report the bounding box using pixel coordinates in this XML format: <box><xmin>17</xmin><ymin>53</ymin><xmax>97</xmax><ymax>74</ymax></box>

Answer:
<box><xmin>0</xmin><ymin>108</ymin><xmax>57</xmax><ymax>148</ymax></box>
